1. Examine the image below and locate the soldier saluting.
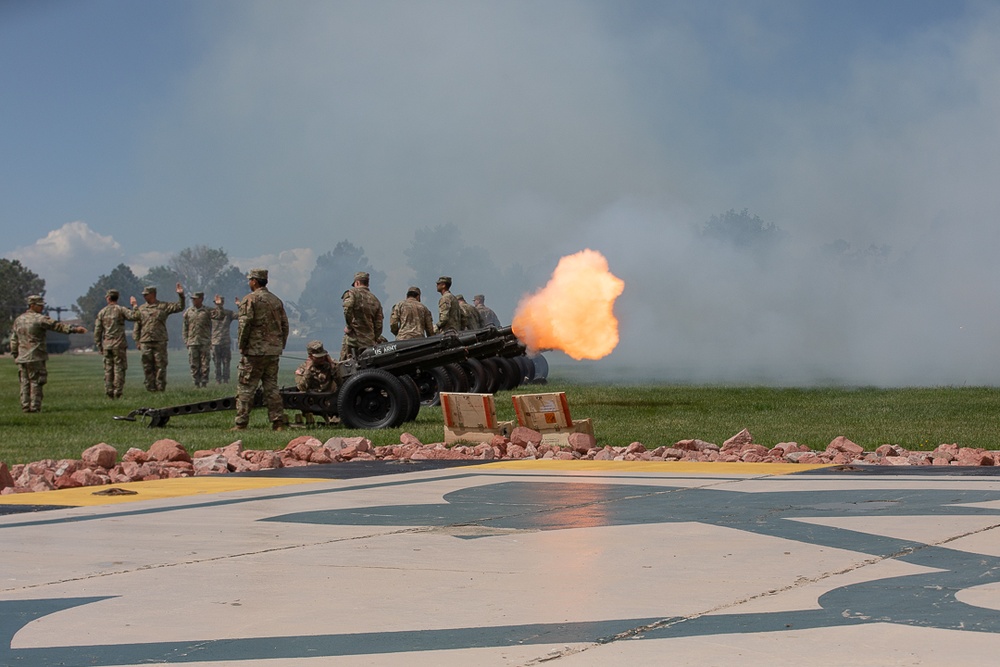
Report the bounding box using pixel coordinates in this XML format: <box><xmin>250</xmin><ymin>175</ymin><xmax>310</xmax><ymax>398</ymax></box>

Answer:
<box><xmin>130</xmin><ymin>283</ymin><xmax>185</xmax><ymax>392</ymax></box>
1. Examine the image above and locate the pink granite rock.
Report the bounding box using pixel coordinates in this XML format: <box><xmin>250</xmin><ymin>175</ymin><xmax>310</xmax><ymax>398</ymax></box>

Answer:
<box><xmin>81</xmin><ymin>443</ymin><xmax>118</xmax><ymax>469</ymax></box>
<box><xmin>148</xmin><ymin>439</ymin><xmax>192</xmax><ymax>463</ymax></box>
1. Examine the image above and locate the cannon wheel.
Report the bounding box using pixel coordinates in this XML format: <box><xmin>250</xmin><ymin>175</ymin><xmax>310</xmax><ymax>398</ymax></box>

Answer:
<box><xmin>478</xmin><ymin>358</ymin><xmax>502</xmax><ymax>394</ymax></box>
<box><xmin>443</xmin><ymin>363</ymin><xmax>471</xmax><ymax>392</ymax></box>
<box><xmin>337</xmin><ymin>369</ymin><xmax>409</xmax><ymax>429</ymax></box>
<box><xmin>530</xmin><ymin>353</ymin><xmax>549</xmax><ymax>383</ymax></box>
<box><xmin>496</xmin><ymin>357</ymin><xmax>522</xmax><ymax>391</ymax></box>
<box><xmin>398</xmin><ymin>373</ymin><xmax>422</xmax><ymax>422</ymax></box>
<box><xmin>459</xmin><ymin>358</ymin><xmax>489</xmax><ymax>393</ymax></box>
<box><xmin>514</xmin><ymin>355</ymin><xmax>535</xmax><ymax>384</ymax></box>
<box><xmin>411</xmin><ymin>366</ymin><xmax>451</xmax><ymax>407</ymax></box>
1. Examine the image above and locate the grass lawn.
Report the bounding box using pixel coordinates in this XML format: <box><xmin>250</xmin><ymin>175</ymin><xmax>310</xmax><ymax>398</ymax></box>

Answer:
<box><xmin>2</xmin><ymin>353</ymin><xmax>999</xmax><ymax>465</ymax></box>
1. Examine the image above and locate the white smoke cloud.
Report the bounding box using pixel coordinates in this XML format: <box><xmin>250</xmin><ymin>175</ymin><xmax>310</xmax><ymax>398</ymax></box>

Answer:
<box><xmin>232</xmin><ymin>248</ymin><xmax>316</xmax><ymax>305</ymax></box>
<box><xmin>5</xmin><ymin>221</ymin><xmax>125</xmax><ymax>308</ymax></box>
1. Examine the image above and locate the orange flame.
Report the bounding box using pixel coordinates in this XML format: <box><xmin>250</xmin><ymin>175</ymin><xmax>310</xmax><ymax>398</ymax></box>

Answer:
<box><xmin>512</xmin><ymin>249</ymin><xmax>625</xmax><ymax>360</ymax></box>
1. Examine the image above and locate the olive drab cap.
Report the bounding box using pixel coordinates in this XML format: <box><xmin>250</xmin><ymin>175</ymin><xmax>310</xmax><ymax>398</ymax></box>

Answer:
<box><xmin>27</xmin><ymin>295</ymin><xmax>45</xmax><ymax>306</ymax></box>
<box><xmin>142</xmin><ymin>286</ymin><xmax>157</xmax><ymax>295</ymax></box>
<box><xmin>192</xmin><ymin>291</ymin><xmax>205</xmax><ymax>299</ymax></box>
<box><xmin>437</xmin><ymin>276</ymin><xmax>451</xmax><ymax>286</ymax></box>
<box><xmin>247</xmin><ymin>268</ymin><xmax>268</xmax><ymax>281</ymax></box>
<box><xmin>353</xmin><ymin>271</ymin><xmax>369</xmax><ymax>284</ymax></box>
<box><xmin>106</xmin><ymin>289</ymin><xmax>119</xmax><ymax>299</ymax></box>
<box><xmin>455</xmin><ymin>294</ymin><xmax>465</xmax><ymax>301</ymax></box>
<box><xmin>474</xmin><ymin>294</ymin><xmax>484</xmax><ymax>301</ymax></box>
<box><xmin>306</xmin><ymin>340</ymin><xmax>328</xmax><ymax>356</ymax></box>
<box><xmin>408</xmin><ymin>286</ymin><xmax>421</xmax><ymax>296</ymax></box>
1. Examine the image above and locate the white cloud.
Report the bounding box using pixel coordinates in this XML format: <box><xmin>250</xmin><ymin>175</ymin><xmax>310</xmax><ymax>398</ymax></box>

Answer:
<box><xmin>5</xmin><ymin>221</ymin><xmax>125</xmax><ymax>307</ymax></box>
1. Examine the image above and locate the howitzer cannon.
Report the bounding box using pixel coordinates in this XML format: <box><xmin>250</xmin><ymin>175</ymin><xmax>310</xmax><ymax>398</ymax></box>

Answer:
<box><xmin>114</xmin><ymin>325</ymin><xmax>546</xmax><ymax>429</ymax></box>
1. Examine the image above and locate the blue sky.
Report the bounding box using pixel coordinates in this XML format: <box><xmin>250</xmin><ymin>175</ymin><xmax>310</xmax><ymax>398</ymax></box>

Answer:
<box><xmin>3</xmin><ymin>0</ymin><xmax>999</xmax><ymax>384</ymax></box>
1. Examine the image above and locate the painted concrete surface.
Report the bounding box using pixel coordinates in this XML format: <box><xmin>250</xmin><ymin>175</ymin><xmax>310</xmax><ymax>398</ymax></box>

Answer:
<box><xmin>1</xmin><ymin>461</ymin><xmax>999</xmax><ymax>665</ymax></box>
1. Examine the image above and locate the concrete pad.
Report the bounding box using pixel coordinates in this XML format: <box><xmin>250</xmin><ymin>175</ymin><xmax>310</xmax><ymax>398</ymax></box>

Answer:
<box><xmin>2</xmin><ymin>461</ymin><xmax>999</xmax><ymax>665</ymax></box>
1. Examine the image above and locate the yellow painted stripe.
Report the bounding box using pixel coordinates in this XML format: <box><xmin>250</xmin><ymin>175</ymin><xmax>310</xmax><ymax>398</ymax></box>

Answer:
<box><xmin>479</xmin><ymin>460</ymin><xmax>834</xmax><ymax>475</ymax></box>
<box><xmin>0</xmin><ymin>476</ymin><xmax>331</xmax><ymax>507</ymax></box>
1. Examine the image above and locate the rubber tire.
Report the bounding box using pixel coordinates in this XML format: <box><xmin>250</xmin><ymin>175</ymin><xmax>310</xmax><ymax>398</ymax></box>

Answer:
<box><xmin>412</xmin><ymin>366</ymin><xmax>451</xmax><ymax>407</ymax></box>
<box><xmin>459</xmin><ymin>358</ymin><xmax>489</xmax><ymax>393</ymax></box>
<box><xmin>398</xmin><ymin>374</ymin><xmax>422</xmax><ymax>422</ymax></box>
<box><xmin>478</xmin><ymin>357</ymin><xmax>502</xmax><ymax>394</ymax></box>
<box><xmin>530</xmin><ymin>353</ymin><xmax>549</xmax><ymax>383</ymax></box>
<box><xmin>443</xmin><ymin>363</ymin><xmax>470</xmax><ymax>392</ymax></box>
<box><xmin>512</xmin><ymin>355</ymin><xmax>534</xmax><ymax>386</ymax></box>
<box><xmin>337</xmin><ymin>369</ymin><xmax>409</xmax><ymax>429</ymax></box>
<box><xmin>496</xmin><ymin>357</ymin><xmax>522</xmax><ymax>391</ymax></box>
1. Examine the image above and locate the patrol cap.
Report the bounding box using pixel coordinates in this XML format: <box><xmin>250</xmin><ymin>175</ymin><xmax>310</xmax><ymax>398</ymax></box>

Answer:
<box><xmin>142</xmin><ymin>286</ymin><xmax>157</xmax><ymax>295</ymax></box>
<box><xmin>306</xmin><ymin>340</ymin><xmax>328</xmax><ymax>356</ymax></box>
<box><xmin>247</xmin><ymin>268</ymin><xmax>268</xmax><ymax>281</ymax></box>
<box><xmin>106</xmin><ymin>289</ymin><xmax>119</xmax><ymax>299</ymax></box>
<box><xmin>436</xmin><ymin>276</ymin><xmax>451</xmax><ymax>286</ymax></box>
<box><xmin>407</xmin><ymin>285</ymin><xmax>421</xmax><ymax>296</ymax></box>
<box><xmin>474</xmin><ymin>294</ymin><xmax>484</xmax><ymax>301</ymax></box>
<box><xmin>192</xmin><ymin>291</ymin><xmax>205</xmax><ymax>299</ymax></box>
<box><xmin>455</xmin><ymin>294</ymin><xmax>465</xmax><ymax>301</ymax></box>
<box><xmin>27</xmin><ymin>294</ymin><xmax>45</xmax><ymax>306</ymax></box>
<box><xmin>353</xmin><ymin>271</ymin><xmax>369</xmax><ymax>284</ymax></box>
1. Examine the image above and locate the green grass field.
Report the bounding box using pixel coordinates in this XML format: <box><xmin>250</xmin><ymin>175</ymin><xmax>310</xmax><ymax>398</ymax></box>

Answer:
<box><xmin>2</xmin><ymin>353</ymin><xmax>999</xmax><ymax>465</ymax></box>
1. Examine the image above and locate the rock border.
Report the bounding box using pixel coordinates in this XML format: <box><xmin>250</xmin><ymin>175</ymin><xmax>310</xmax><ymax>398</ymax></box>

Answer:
<box><xmin>2</xmin><ymin>427</ymin><xmax>997</xmax><ymax>495</ymax></box>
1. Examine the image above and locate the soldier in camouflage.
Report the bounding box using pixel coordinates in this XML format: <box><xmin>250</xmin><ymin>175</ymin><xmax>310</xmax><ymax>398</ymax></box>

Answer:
<box><xmin>232</xmin><ymin>268</ymin><xmax>289</xmax><ymax>431</ymax></box>
<box><xmin>389</xmin><ymin>286</ymin><xmax>434</xmax><ymax>340</ymax></box>
<box><xmin>183</xmin><ymin>291</ymin><xmax>212</xmax><ymax>387</ymax></box>
<box><xmin>435</xmin><ymin>276</ymin><xmax>462</xmax><ymax>333</ymax></box>
<box><xmin>342</xmin><ymin>271</ymin><xmax>383</xmax><ymax>359</ymax></box>
<box><xmin>210</xmin><ymin>294</ymin><xmax>236</xmax><ymax>384</ymax></box>
<box><xmin>130</xmin><ymin>283</ymin><xmax>185</xmax><ymax>392</ymax></box>
<box><xmin>9</xmin><ymin>295</ymin><xmax>87</xmax><ymax>412</ymax></box>
<box><xmin>294</xmin><ymin>340</ymin><xmax>337</xmax><ymax>392</ymax></box>
<box><xmin>474</xmin><ymin>294</ymin><xmax>502</xmax><ymax>328</ymax></box>
<box><xmin>456</xmin><ymin>294</ymin><xmax>482</xmax><ymax>331</ymax></box>
<box><xmin>93</xmin><ymin>288</ymin><xmax>137</xmax><ymax>398</ymax></box>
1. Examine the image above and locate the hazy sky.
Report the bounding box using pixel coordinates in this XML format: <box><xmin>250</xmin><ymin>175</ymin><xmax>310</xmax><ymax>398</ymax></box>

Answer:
<box><xmin>3</xmin><ymin>0</ymin><xmax>999</xmax><ymax>385</ymax></box>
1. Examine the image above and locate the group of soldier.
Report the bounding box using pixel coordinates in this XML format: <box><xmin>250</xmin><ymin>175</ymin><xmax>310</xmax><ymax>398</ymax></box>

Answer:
<box><xmin>8</xmin><ymin>269</ymin><xmax>501</xmax><ymax>430</ymax></box>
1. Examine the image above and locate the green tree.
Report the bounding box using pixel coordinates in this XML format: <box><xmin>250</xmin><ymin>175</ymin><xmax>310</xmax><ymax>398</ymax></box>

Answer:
<box><xmin>700</xmin><ymin>208</ymin><xmax>786</xmax><ymax>249</ymax></box>
<box><xmin>0</xmin><ymin>258</ymin><xmax>45</xmax><ymax>340</ymax></box>
<box><xmin>74</xmin><ymin>264</ymin><xmax>145</xmax><ymax>325</ymax></box>
<box><xmin>169</xmin><ymin>246</ymin><xmax>230</xmax><ymax>292</ymax></box>
<box><xmin>298</xmin><ymin>241</ymin><xmax>386</xmax><ymax>330</ymax></box>
<box><xmin>206</xmin><ymin>265</ymin><xmax>249</xmax><ymax>304</ymax></box>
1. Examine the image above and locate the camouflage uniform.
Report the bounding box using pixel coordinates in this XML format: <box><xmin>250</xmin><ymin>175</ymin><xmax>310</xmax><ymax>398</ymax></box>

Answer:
<box><xmin>132</xmin><ymin>287</ymin><xmax>185</xmax><ymax>392</ymax></box>
<box><xmin>456</xmin><ymin>295</ymin><xmax>482</xmax><ymax>331</ymax></box>
<box><xmin>342</xmin><ymin>274</ymin><xmax>383</xmax><ymax>358</ymax></box>
<box><xmin>390</xmin><ymin>289</ymin><xmax>434</xmax><ymax>340</ymax></box>
<box><xmin>94</xmin><ymin>291</ymin><xmax>137</xmax><ymax>398</ymax></box>
<box><xmin>210</xmin><ymin>301</ymin><xmax>236</xmax><ymax>383</ymax></box>
<box><xmin>10</xmin><ymin>296</ymin><xmax>83</xmax><ymax>412</ymax></box>
<box><xmin>474</xmin><ymin>295</ymin><xmax>502</xmax><ymax>328</ymax></box>
<box><xmin>183</xmin><ymin>294</ymin><xmax>212</xmax><ymax>387</ymax></box>
<box><xmin>235</xmin><ymin>270</ymin><xmax>289</xmax><ymax>429</ymax></box>
<box><xmin>436</xmin><ymin>281</ymin><xmax>462</xmax><ymax>333</ymax></box>
<box><xmin>294</xmin><ymin>340</ymin><xmax>338</xmax><ymax>392</ymax></box>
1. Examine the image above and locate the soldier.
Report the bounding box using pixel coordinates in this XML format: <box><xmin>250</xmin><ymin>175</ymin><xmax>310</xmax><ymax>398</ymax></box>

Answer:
<box><xmin>435</xmin><ymin>276</ymin><xmax>462</xmax><ymax>333</ymax></box>
<box><xmin>182</xmin><ymin>291</ymin><xmax>212</xmax><ymax>387</ymax></box>
<box><xmin>9</xmin><ymin>295</ymin><xmax>87</xmax><ymax>412</ymax></box>
<box><xmin>474</xmin><ymin>294</ymin><xmax>501</xmax><ymax>328</ymax></box>
<box><xmin>456</xmin><ymin>294</ymin><xmax>482</xmax><ymax>331</ymax></box>
<box><xmin>342</xmin><ymin>271</ymin><xmax>383</xmax><ymax>359</ymax></box>
<box><xmin>232</xmin><ymin>268</ymin><xmax>288</xmax><ymax>431</ymax></box>
<box><xmin>130</xmin><ymin>283</ymin><xmax>185</xmax><ymax>392</ymax></box>
<box><xmin>210</xmin><ymin>294</ymin><xmax>236</xmax><ymax>383</ymax></box>
<box><xmin>93</xmin><ymin>288</ymin><xmax>137</xmax><ymax>398</ymax></box>
<box><xmin>389</xmin><ymin>286</ymin><xmax>434</xmax><ymax>340</ymax></box>
<box><xmin>294</xmin><ymin>340</ymin><xmax>338</xmax><ymax>392</ymax></box>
